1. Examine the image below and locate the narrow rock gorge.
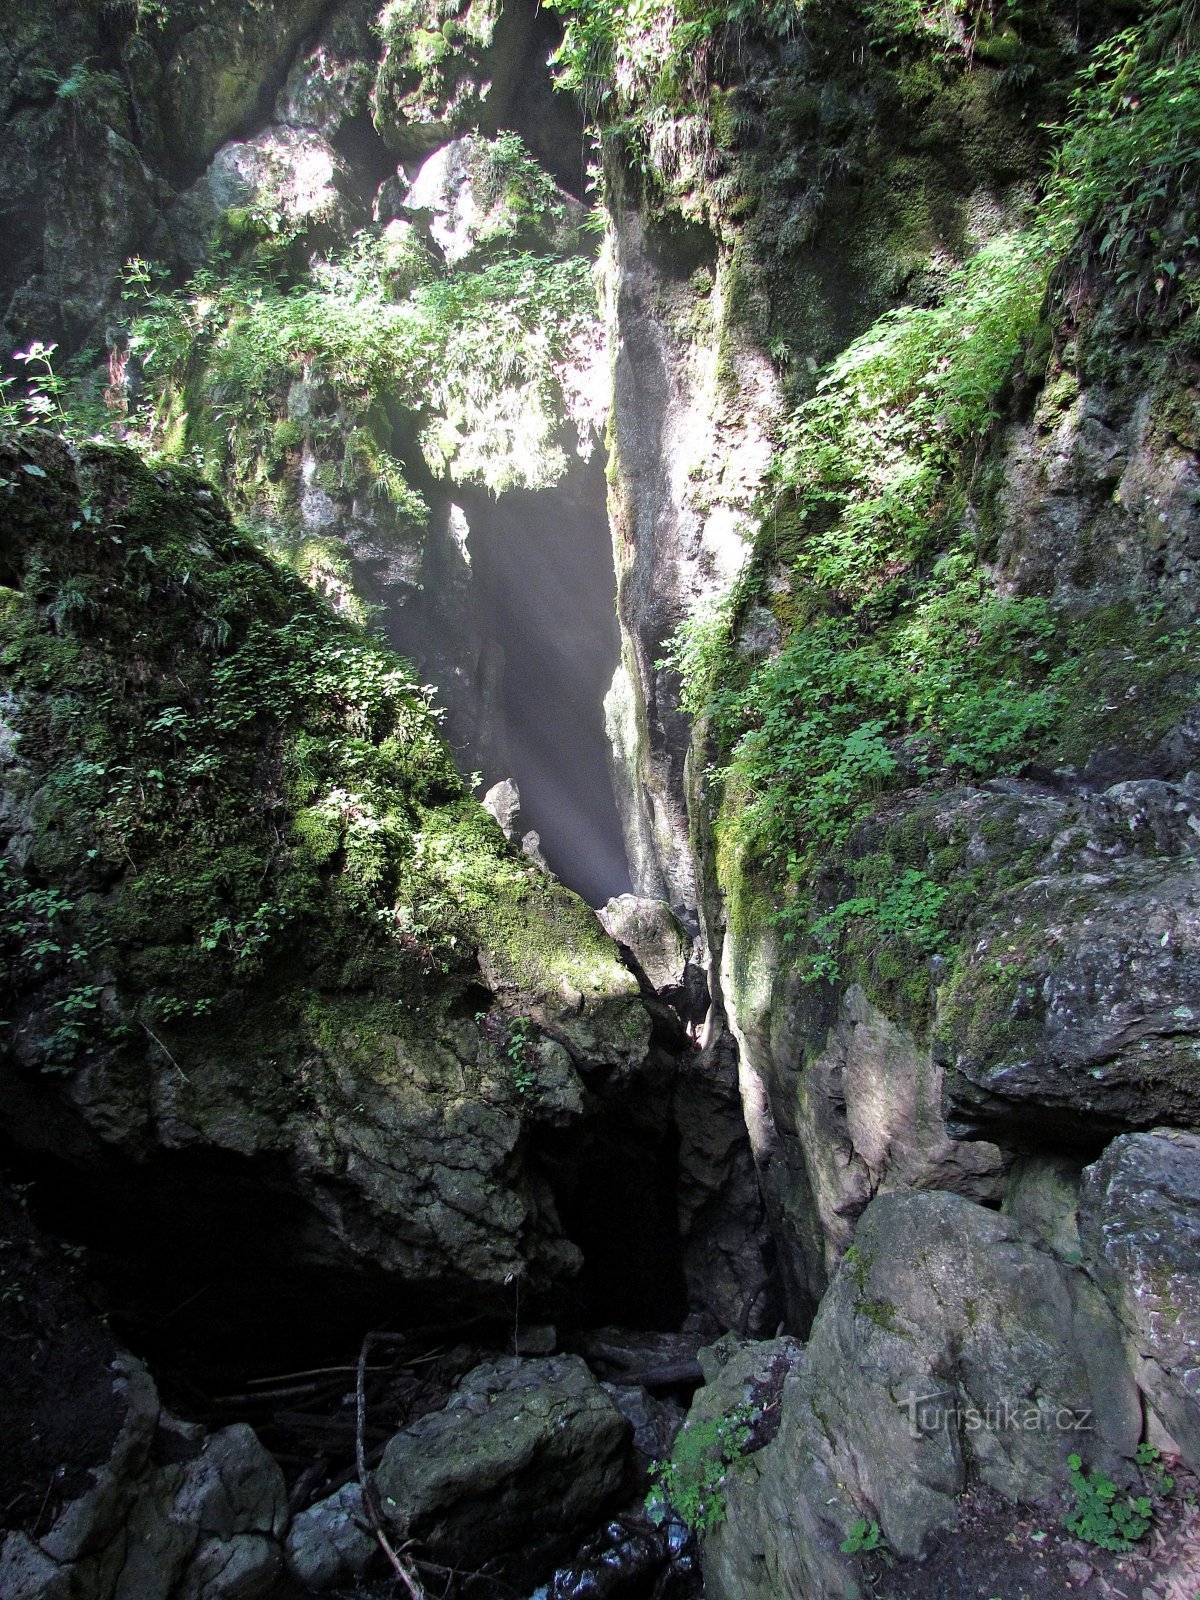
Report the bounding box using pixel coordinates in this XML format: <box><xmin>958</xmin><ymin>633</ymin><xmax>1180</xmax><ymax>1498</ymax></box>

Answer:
<box><xmin>1</xmin><ymin>2</ymin><xmax>1199</xmax><ymax>1598</ymax></box>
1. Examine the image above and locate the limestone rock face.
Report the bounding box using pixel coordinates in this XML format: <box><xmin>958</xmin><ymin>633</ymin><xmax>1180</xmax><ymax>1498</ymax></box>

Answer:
<box><xmin>721</xmin><ymin>932</ymin><xmax>1009</xmax><ymax>1319</ymax></box>
<box><xmin>1081</xmin><ymin>1128</ymin><xmax>1200</xmax><ymax>1470</ymax></box>
<box><xmin>0</xmin><ymin>2</ymin><xmax>164</xmax><ymax>352</ymax></box>
<box><xmin>941</xmin><ymin>852</ymin><xmax>1200</xmax><ymax>1144</ymax></box>
<box><xmin>703</xmin><ymin>1191</ymin><xmax>1140</xmax><ymax>1600</ymax></box>
<box><xmin>372</xmin><ymin>0</ymin><xmax>505</xmax><ymax>157</ymax></box>
<box><xmin>1001</xmin><ymin>1152</ymin><xmax>1085</xmax><ymax>1259</ymax></box>
<box><xmin>988</xmin><ymin>384</ymin><xmax>1200</xmax><ymax>610</ymax></box>
<box><xmin>274</xmin><ymin>1</ymin><xmax>376</xmax><ymax>136</ymax></box>
<box><xmin>673</xmin><ymin>1037</ymin><xmax>778</xmax><ymax>1335</ymax></box>
<box><xmin>0</xmin><ymin>433</ymin><xmax>652</xmax><ymax>1336</ymax></box>
<box><xmin>138</xmin><ymin>0</ymin><xmax>329</xmax><ymax>176</ymax></box>
<box><xmin>718</xmin><ymin>765</ymin><xmax>1200</xmax><ymax>1318</ymax></box>
<box><xmin>604</xmin><ymin>203</ymin><xmax>780</xmax><ymax>915</ymax></box>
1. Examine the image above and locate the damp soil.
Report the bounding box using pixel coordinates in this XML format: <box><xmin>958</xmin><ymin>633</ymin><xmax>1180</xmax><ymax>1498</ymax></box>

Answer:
<box><xmin>868</xmin><ymin>1475</ymin><xmax>1200</xmax><ymax>1600</ymax></box>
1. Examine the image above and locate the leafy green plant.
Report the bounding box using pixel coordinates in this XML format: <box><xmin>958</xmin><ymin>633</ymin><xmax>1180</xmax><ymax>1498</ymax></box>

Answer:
<box><xmin>646</xmin><ymin>1401</ymin><xmax>756</xmax><ymax>1533</ymax></box>
<box><xmin>840</xmin><ymin>1516</ymin><xmax>887</xmax><ymax>1556</ymax></box>
<box><xmin>122</xmin><ymin>241</ymin><xmax>598</xmax><ymax>502</ymax></box>
<box><xmin>1062</xmin><ymin>1453</ymin><xmax>1153</xmax><ymax>1552</ymax></box>
<box><xmin>2</xmin><ymin>342</ymin><xmax>67</xmax><ymax>429</ymax></box>
<box><xmin>504</xmin><ymin>1016</ymin><xmax>537</xmax><ymax>1095</ymax></box>
<box><xmin>669</xmin><ymin>0</ymin><xmax>1200</xmax><ymax>989</ymax></box>
<box><xmin>1135</xmin><ymin>1442</ymin><xmax>1175</xmax><ymax>1497</ymax></box>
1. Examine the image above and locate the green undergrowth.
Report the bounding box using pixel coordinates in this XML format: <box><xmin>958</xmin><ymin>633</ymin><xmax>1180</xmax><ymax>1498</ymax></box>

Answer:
<box><xmin>0</xmin><ymin>435</ymin><xmax>621</xmax><ymax>1079</ymax></box>
<box><xmin>669</xmin><ymin>0</ymin><xmax>1200</xmax><ymax>998</ymax></box>
<box><xmin>545</xmin><ymin>0</ymin><xmax>1037</xmax><ymax>122</ymax></box>
<box><xmin>646</xmin><ymin>1399</ymin><xmax>756</xmax><ymax>1533</ymax></box>
<box><xmin>124</xmin><ymin>228</ymin><xmax>599</xmax><ymax>508</ymax></box>
<box><xmin>0</xmin><ymin>126</ymin><xmax>602</xmax><ymax>583</ymax></box>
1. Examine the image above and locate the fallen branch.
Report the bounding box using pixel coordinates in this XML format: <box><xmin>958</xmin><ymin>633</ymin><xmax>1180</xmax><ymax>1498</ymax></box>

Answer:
<box><xmin>249</xmin><ymin>1361</ymin><xmax>391</xmax><ymax>1388</ymax></box>
<box><xmin>357</xmin><ymin>1332</ymin><xmax>425</xmax><ymax>1600</ymax></box>
<box><xmin>606</xmin><ymin>1359</ymin><xmax>703</xmax><ymax>1389</ymax></box>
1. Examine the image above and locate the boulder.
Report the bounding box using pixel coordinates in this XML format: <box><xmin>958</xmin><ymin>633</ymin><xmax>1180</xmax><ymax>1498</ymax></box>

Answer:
<box><xmin>598</xmin><ymin>896</ymin><xmax>692</xmax><ymax>995</ymax></box>
<box><xmin>294</xmin><ymin>1356</ymin><xmax>631</xmax><ymax>1585</ymax></box>
<box><xmin>0</xmin><ymin>1355</ymin><xmax>286</xmax><ymax>1600</ymax></box>
<box><xmin>482</xmin><ymin>777</ymin><xmax>522</xmax><ymax>841</ymax></box>
<box><xmin>285</xmin><ymin>1483</ymin><xmax>375</xmax><ymax>1591</ymax></box>
<box><xmin>375</xmin><ymin>1355</ymin><xmax>630</xmax><ymax>1566</ymax></box>
<box><xmin>522</xmin><ymin>828</ymin><xmax>551</xmax><ymax>872</ymax></box>
<box><xmin>1080</xmin><ymin>1128</ymin><xmax>1200</xmax><ymax>1470</ymax></box>
<box><xmin>941</xmin><ymin>857</ymin><xmax>1200</xmax><ymax>1144</ymax></box>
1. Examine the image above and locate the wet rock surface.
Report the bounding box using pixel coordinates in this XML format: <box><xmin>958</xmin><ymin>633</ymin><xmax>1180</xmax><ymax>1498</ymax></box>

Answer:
<box><xmin>288</xmin><ymin>1355</ymin><xmax>630</xmax><ymax>1589</ymax></box>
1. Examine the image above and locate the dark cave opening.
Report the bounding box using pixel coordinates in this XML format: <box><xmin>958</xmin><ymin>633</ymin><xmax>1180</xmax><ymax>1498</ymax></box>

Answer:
<box><xmin>0</xmin><ymin>1076</ymin><xmax>692</xmax><ymax>1407</ymax></box>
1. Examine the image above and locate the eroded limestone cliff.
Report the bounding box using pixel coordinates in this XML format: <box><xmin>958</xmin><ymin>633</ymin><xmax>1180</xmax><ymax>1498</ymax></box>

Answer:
<box><xmin>2</xmin><ymin>2</ymin><xmax>1200</xmax><ymax>1598</ymax></box>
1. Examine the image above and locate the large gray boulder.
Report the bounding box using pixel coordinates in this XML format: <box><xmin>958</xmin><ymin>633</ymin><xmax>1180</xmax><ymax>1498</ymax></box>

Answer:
<box><xmin>376</xmin><ymin>1355</ymin><xmax>630</xmax><ymax>1565</ymax></box>
<box><xmin>1080</xmin><ymin>1128</ymin><xmax>1200</xmax><ymax>1469</ymax></box>
<box><xmin>291</xmin><ymin>1356</ymin><xmax>631</xmax><ymax>1586</ymax></box>
<box><xmin>942</xmin><ymin>856</ymin><xmax>1200</xmax><ymax>1144</ymax></box>
<box><xmin>598</xmin><ymin>895</ymin><xmax>692</xmax><ymax>995</ymax></box>
<box><xmin>702</xmin><ymin>1190</ymin><xmax>1140</xmax><ymax>1600</ymax></box>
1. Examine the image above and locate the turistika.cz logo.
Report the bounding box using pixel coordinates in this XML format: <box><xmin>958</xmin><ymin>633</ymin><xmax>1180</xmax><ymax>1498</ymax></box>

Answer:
<box><xmin>899</xmin><ymin>1388</ymin><xmax>1095</xmax><ymax>1440</ymax></box>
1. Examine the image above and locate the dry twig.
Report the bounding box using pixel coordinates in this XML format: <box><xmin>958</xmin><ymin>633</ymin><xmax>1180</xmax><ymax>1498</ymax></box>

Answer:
<box><xmin>357</xmin><ymin>1332</ymin><xmax>425</xmax><ymax>1600</ymax></box>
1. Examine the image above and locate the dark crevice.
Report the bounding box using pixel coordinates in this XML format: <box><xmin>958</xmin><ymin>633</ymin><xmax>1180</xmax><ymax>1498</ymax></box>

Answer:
<box><xmin>534</xmin><ymin>1101</ymin><xmax>690</xmax><ymax>1332</ymax></box>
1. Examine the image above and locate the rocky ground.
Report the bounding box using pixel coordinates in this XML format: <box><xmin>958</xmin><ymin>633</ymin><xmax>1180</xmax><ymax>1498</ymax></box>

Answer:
<box><xmin>871</xmin><ymin>1481</ymin><xmax>1200</xmax><ymax>1600</ymax></box>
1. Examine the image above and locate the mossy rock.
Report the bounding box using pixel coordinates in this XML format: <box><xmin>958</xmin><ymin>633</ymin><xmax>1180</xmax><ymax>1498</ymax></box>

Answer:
<box><xmin>0</xmin><ymin>430</ymin><xmax>649</xmax><ymax>1305</ymax></box>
